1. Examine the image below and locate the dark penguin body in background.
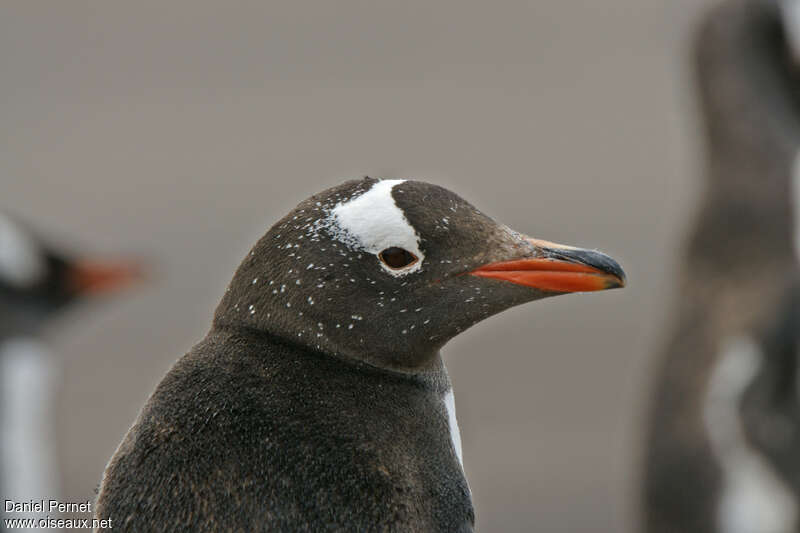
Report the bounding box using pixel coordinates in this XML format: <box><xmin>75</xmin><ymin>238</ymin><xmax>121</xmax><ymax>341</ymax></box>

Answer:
<box><xmin>643</xmin><ymin>1</ymin><xmax>800</xmax><ymax>532</ymax></box>
<box><xmin>0</xmin><ymin>212</ymin><xmax>139</xmax><ymax>530</ymax></box>
<box><xmin>96</xmin><ymin>178</ymin><xmax>625</xmax><ymax>532</ymax></box>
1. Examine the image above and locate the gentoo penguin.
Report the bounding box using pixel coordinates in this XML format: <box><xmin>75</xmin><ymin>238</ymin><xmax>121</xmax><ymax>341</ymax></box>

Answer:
<box><xmin>0</xmin><ymin>212</ymin><xmax>140</xmax><ymax>531</ymax></box>
<box><xmin>642</xmin><ymin>1</ymin><xmax>800</xmax><ymax>532</ymax></box>
<box><xmin>95</xmin><ymin>178</ymin><xmax>625</xmax><ymax>532</ymax></box>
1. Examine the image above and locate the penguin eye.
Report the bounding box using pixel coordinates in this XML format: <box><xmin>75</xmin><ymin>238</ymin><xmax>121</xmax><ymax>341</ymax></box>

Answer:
<box><xmin>379</xmin><ymin>247</ymin><xmax>418</xmax><ymax>270</ymax></box>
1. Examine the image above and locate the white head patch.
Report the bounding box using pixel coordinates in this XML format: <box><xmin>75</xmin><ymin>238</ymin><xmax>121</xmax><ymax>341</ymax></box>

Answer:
<box><xmin>0</xmin><ymin>214</ymin><xmax>46</xmax><ymax>288</ymax></box>
<box><xmin>329</xmin><ymin>179</ymin><xmax>424</xmax><ymax>276</ymax></box>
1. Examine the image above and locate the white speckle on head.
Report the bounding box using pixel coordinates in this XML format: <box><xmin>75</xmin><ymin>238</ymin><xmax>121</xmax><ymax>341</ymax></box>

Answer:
<box><xmin>443</xmin><ymin>389</ymin><xmax>464</xmax><ymax>467</ymax></box>
<box><xmin>0</xmin><ymin>215</ymin><xmax>46</xmax><ymax>288</ymax></box>
<box><xmin>704</xmin><ymin>335</ymin><xmax>798</xmax><ymax>533</ymax></box>
<box><xmin>328</xmin><ymin>179</ymin><xmax>424</xmax><ymax>276</ymax></box>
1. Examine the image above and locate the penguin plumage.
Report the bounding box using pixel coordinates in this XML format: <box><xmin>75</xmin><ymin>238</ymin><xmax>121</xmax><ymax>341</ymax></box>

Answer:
<box><xmin>95</xmin><ymin>178</ymin><xmax>625</xmax><ymax>532</ymax></box>
<box><xmin>642</xmin><ymin>1</ymin><xmax>800</xmax><ymax>532</ymax></box>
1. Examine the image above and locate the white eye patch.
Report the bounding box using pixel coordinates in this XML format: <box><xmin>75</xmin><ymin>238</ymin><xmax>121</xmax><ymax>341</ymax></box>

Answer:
<box><xmin>330</xmin><ymin>179</ymin><xmax>424</xmax><ymax>276</ymax></box>
<box><xmin>0</xmin><ymin>214</ymin><xmax>46</xmax><ymax>288</ymax></box>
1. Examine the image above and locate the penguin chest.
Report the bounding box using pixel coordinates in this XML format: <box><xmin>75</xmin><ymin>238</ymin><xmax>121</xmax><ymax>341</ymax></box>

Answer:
<box><xmin>0</xmin><ymin>339</ymin><xmax>59</xmax><ymax>515</ymax></box>
<box><xmin>704</xmin><ymin>336</ymin><xmax>798</xmax><ymax>533</ymax></box>
<box><xmin>361</xmin><ymin>386</ymin><xmax>473</xmax><ymax>531</ymax></box>
<box><xmin>97</xmin><ymin>345</ymin><xmax>476</xmax><ymax>531</ymax></box>
<box><xmin>265</xmin><ymin>377</ymin><xmax>474</xmax><ymax>530</ymax></box>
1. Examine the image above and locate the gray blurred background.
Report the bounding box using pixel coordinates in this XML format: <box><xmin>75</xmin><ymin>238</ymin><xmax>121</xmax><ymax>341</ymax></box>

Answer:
<box><xmin>1</xmin><ymin>1</ymin><xmax>718</xmax><ymax>531</ymax></box>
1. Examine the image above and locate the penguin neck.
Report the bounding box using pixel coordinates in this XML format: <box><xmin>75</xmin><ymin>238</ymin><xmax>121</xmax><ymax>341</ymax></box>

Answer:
<box><xmin>213</xmin><ymin>274</ymin><xmax>447</xmax><ymax>373</ymax></box>
<box><xmin>210</xmin><ymin>318</ymin><xmax>450</xmax><ymax>384</ymax></box>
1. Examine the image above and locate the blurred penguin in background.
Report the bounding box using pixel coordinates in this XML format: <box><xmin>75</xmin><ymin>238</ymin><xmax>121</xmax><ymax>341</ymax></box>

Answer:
<box><xmin>643</xmin><ymin>1</ymin><xmax>800</xmax><ymax>532</ymax></box>
<box><xmin>0</xmin><ymin>212</ymin><xmax>140</xmax><ymax>530</ymax></box>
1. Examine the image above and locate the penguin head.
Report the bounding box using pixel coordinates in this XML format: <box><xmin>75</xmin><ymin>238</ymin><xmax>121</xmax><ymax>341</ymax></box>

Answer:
<box><xmin>0</xmin><ymin>213</ymin><xmax>143</xmax><ymax>326</ymax></box>
<box><xmin>214</xmin><ymin>178</ymin><xmax>625</xmax><ymax>371</ymax></box>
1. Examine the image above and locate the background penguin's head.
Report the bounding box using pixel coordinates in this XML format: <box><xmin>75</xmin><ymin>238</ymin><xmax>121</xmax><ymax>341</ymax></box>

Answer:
<box><xmin>215</xmin><ymin>178</ymin><xmax>625</xmax><ymax>371</ymax></box>
<box><xmin>0</xmin><ymin>213</ymin><xmax>143</xmax><ymax>334</ymax></box>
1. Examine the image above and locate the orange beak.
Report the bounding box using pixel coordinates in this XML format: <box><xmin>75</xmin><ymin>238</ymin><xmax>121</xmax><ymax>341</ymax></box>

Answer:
<box><xmin>470</xmin><ymin>238</ymin><xmax>625</xmax><ymax>293</ymax></box>
<box><xmin>67</xmin><ymin>259</ymin><xmax>144</xmax><ymax>295</ymax></box>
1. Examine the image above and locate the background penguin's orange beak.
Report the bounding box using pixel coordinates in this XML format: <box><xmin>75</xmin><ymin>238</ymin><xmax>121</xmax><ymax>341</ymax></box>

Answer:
<box><xmin>67</xmin><ymin>259</ymin><xmax>145</xmax><ymax>295</ymax></box>
<box><xmin>470</xmin><ymin>237</ymin><xmax>626</xmax><ymax>293</ymax></box>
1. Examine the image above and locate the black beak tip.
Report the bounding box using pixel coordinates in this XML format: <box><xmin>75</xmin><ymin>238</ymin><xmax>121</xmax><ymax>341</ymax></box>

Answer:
<box><xmin>548</xmin><ymin>247</ymin><xmax>626</xmax><ymax>289</ymax></box>
<box><xmin>593</xmin><ymin>252</ymin><xmax>626</xmax><ymax>288</ymax></box>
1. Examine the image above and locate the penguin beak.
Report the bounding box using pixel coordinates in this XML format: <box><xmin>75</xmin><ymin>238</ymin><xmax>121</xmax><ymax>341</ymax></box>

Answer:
<box><xmin>470</xmin><ymin>237</ymin><xmax>626</xmax><ymax>293</ymax></box>
<box><xmin>67</xmin><ymin>259</ymin><xmax>144</xmax><ymax>295</ymax></box>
